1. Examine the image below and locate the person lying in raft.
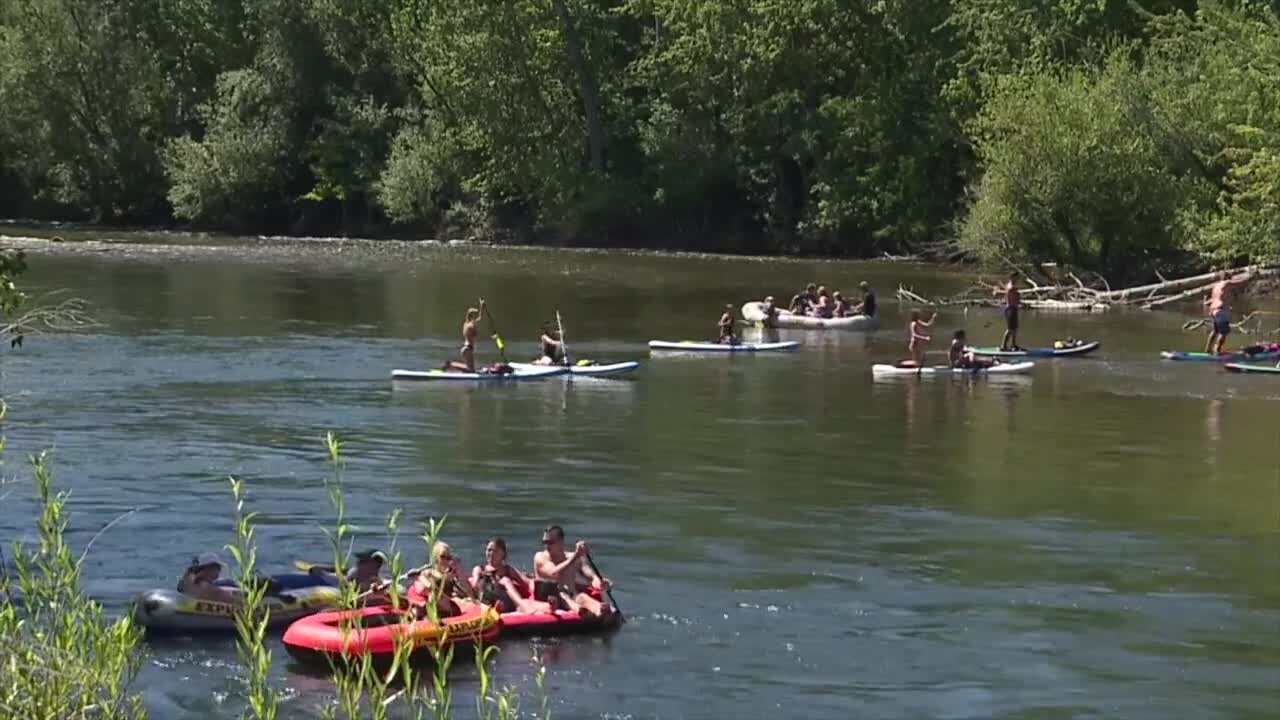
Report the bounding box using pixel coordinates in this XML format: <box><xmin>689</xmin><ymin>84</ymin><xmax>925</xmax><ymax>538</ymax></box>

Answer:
<box><xmin>718</xmin><ymin>304</ymin><xmax>738</xmax><ymax>344</ymax></box>
<box><xmin>178</xmin><ymin>553</ymin><xmax>243</xmax><ymax>605</ymax></box>
<box><xmin>178</xmin><ymin>553</ymin><xmax>292</xmax><ymax>604</ymax></box>
<box><xmin>533</xmin><ymin>525</ymin><xmax>612</xmax><ymax>619</ymax></box>
<box><xmin>948</xmin><ymin>330</ymin><xmax>994</xmax><ymax>369</ymax></box>
<box><xmin>469</xmin><ymin>537</ymin><xmax>553</xmax><ymax>614</ymax></box>
<box><xmin>406</xmin><ymin>541</ymin><xmax>477</xmax><ymax>620</ymax></box>
<box><xmin>531</xmin><ymin>322</ymin><xmax>565</xmax><ymax>365</ymax></box>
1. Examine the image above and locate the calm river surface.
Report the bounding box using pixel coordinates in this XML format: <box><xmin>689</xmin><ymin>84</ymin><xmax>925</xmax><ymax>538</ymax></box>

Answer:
<box><xmin>1</xmin><ymin>232</ymin><xmax>1277</xmax><ymax>720</ymax></box>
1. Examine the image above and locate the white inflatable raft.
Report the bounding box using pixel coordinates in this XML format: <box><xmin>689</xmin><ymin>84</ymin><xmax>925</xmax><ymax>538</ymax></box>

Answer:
<box><xmin>741</xmin><ymin>302</ymin><xmax>878</xmax><ymax>331</ymax></box>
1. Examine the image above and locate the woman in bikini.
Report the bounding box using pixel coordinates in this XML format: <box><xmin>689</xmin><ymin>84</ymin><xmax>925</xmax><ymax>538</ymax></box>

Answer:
<box><xmin>406</xmin><ymin>541</ymin><xmax>476</xmax><ymax>620</ymax></box>
<box><xmin>469</xmin><ymin>537</ymin><xmax>552</xmax><ymax>614</ymax></box>
<box><xmin>442</xmin><ymin>304</ymin><xmax>483</xmax><ymax>372</ymax></box>
<box><xmin>908</xmin><ymin>309</ymin><xmax>935</xmax><ymax>366</ymax></box>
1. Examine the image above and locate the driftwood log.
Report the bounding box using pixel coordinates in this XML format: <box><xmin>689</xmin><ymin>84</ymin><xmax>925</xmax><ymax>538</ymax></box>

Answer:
<box><xmin>897</xmin><ymin>263</ymin><xmax>1280</xmax><ymax>333</ymax></box>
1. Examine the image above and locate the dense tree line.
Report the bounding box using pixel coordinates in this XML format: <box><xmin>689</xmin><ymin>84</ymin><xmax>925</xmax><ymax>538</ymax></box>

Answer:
<box><xmin>0</xmin><ymin>0</ymin><xmax>1277</xmax><ymax>278</ymax></box>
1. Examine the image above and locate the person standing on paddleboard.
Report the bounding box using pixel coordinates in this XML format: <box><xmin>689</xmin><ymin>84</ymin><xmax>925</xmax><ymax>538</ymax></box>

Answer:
<box><xmin>1203</xmin><ymin>270</ymin><xmax>1253</xmax><ymax>356</ymax></box>
<box><xmin>908</xmin><ymin>309</ymin><xmax>935</xmax><ymax>366</ymax></box>
<box><xmin>718</xmin><ymin>304</ymin><xmax>738</xmax><ymax>344</ymax></box>
<box><xmin>998</xmin><ymin>273</ymin><xmax>1023</xmax><ymax>352</ymax></box>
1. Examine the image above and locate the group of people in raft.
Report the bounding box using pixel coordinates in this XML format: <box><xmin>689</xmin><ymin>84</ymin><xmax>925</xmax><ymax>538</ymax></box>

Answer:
<box><xmin>177</xmin><ymin>525</ymin><xmax>614</xmax><ymax>621</ymax></box>
<box><xmin>718</xmin><ymin>281</ymin><xmax>879</xmax><ymax>344</ymax></box>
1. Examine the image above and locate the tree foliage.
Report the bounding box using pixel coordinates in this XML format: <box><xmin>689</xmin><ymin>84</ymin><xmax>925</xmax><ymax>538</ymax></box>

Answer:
<box><xmin>1</xmin><ymin>0</ymin><xmax>1279</xmax><ymax>275</ymax></box>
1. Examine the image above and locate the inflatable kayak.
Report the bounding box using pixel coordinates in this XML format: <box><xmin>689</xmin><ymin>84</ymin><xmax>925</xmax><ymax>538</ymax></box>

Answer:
<box><xmin>509</xmin><ymin>360</ymin><xmax>640</xmax><ymax>377</ymax></box>
<box><xmin>1224</xmin><ymin>362</ymin><xmax>1280</xmax><ymax>374</ymax></box>
<box><xmin>648</xmin><ymin>340</ymin><xmax>800</xmax><ymax>353</ymax></box>
<box><xmin>282</xmin><ymin>603</ymin><xmax>499</xmax><ymax>666</ymax></box>
<box><xmin>741</xmin><ymin>302</ymin><xmax>878</xmax><ymax>331</ymax></box>
<box><xmin>872</xmin><ymin>360</ymin><xmax>1036</xmax><ymax>376</ymax></box>
<box><xmin>132</xmin><ymin>573</ymin><xmax>342</xmax><ymax>635</ymax></box>
<box><xmin>390</xmin><ymin>366</ymin><xmax>568</xmax><ymax>381</ymax></box>
<box><xmin>968</xmin><ymin>340</ymin><xmax>1100</xmax><ymax>358</ymax></box>
<box><xmin>1162</xmin><ymin>348</ymin><xmax>1280</xmax><ymax>362</ymax></box>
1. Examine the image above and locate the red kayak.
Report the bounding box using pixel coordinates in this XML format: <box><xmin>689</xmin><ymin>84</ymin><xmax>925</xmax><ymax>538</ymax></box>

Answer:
<box><xmin>283</xmin><ymin>603</ymin><xmax>499</xmax><ymax>666</ymax></box>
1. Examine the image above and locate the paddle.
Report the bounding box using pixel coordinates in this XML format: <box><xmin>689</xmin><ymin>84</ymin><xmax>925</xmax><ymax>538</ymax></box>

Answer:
<box><xmin>479</xmin><ymin>298</ymin><xmax>509</xmax><ymax>366</ymax></box>
<box><xmin>584</xmin><ymin>552</ymin><xmax>624</xmax><ymax>623</ymax></box>
<box><xmin>295</xmin><ymin>560</ymin><xmax>333</xmax><ymax>573</ymax></box>
<box><xmin>555</xmin><ymin>309</ymin><xmax>571</xmax><ymax>366</ymax></box>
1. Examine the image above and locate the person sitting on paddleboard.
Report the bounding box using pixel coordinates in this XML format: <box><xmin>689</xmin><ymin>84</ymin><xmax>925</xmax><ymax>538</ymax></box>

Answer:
<box><xmin>533</xmin><ymin>525</ymin><xmax>612</xmax><ymax>619</ymax></box>
<box><xmin>907</xmin><ymin>309</ymin><xmax>935</xmax><ymax>366</ymax></box>
<box><xmin>177</xmin><ymin>553</ymin><xmax>244</xmax><ymax>605</ymax></box>
<box><xmin>470</xmin><ymin>537</ymin><xmax>551</xmax><ymax>615</ymax></box>
<box><xmin>1203</xmin><ymin>269</ymin><xmax>1253</xmax><ymax>356</ymax></box>
<box><xmin>532</xmin><ymin>322</ymin><xmax>564</xmax><ymax>366</ymax></box>
<box><xmin>997</xmin><ymin>273</ymin><xmax>1022</xmax><ymax>352</ymax></box>
<box><xmin>948</xmin><ymin>330</ymin><xmax>992</xmax><ymax>369</ymax></box>
<box><xmin>718</xmin><ymin>304</ymin><xmax>738</xmax><ymax>344</ymax></box>
<box><xmin>407</xmin><ymin>542</ymin><xmax>475</xmax><ymax>620</ymax></box>
<box><xmin>854</xmin><ymin>281</ymin><xmax>876</xmax><ymax>317</ymax></box>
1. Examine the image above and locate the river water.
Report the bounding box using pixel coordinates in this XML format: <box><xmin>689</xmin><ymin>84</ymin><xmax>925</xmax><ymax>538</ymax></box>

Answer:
<box><xmin>0</xmin><ymin>233</ymin><xmax>1277</xmax><ymax>720</ymax></box>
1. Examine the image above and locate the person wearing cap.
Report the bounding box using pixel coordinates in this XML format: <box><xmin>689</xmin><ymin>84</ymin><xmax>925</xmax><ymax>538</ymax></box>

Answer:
<box><xmin>177</xmin><ymin>553</ymin><xmax>242</xmax><ymax>604</ymax></box>
<box><xmin>306</xmin><ymin>549</ymin><xmax>387</xmax><ymax>594</ymax></box>
<box><xmin>718</xmin><ymin>304</ymin><xmax>738</xmax><ymax>344</ymax></box>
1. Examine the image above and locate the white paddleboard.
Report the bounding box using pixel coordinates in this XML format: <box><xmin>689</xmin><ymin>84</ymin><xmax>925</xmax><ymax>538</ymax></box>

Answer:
<box><xmin>390</xmin><ymin>366</ymin><xmax>569</xmax><ymax>381</ymax></box>
<box><xmin>509</xmin><ymin>361</ymin><xmax>640</xmax><ymax>376</ymax></box>
<box><xmin>648</xmin><ymin>340</ymin><xmax>800</xmax><ymax>353</ymax></box>
<box><xmin>871</xmin><ymin>361</ymin><xmax>1035</xmax><ymax>376</ymax></box>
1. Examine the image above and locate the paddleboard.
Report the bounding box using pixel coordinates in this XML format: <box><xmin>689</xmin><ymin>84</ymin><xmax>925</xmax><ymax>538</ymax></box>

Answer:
<box><xmin>1224</xmin><ymin>362</ymin><xmax>1280</xmax><ymax>374</ymax></box>
<box><xmin>509</xmin><ymin>361</ymin><xmax>640</xmax><ymax>377</ymax></box>
<box><xmin>648</xmin><ymin>340</ymin><xmax>800</xmax><ymax>353</ymax></box>
<box><xmin>390</xmin><ymin>366</ymin><xmax>568</xmax><ymax>381</ymax></box>
<box><xmin>872</xmin><ymin>361</ymin><xmax>1036</xmax><ymax>376</ymax></box>
<box><xmin>1161</xmin><ymin>349</ymin><xmax>1280</xmax><ymax>362</ymax></box>
<box><xmin>967</xmin><ymin>341</ymin><xmax>1100</xmax><ymax>358</ymax></box>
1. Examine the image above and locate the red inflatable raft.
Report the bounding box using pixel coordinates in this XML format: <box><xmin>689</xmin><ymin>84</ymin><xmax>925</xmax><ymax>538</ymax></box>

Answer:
<box><xmin>497</xmin><ymin>584</ymin><xmax>621</xmax><ymax>637</ymax></box>
<box><xmin>283</xmin><ymin>603</ymin><xmax>499</xmax><ymax>666</ymax></box>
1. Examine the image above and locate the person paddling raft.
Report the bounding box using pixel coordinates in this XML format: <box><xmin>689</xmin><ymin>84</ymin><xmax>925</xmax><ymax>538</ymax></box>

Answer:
<box><xmin>533</xmin><ymin>525</ymin><xmax>612</xmax><ymax>619</ymax></box>
<box><xmin>1203</xmin><ymin>270</ymin><xmax>1253</xmax><ymax>355</ymax></box>
<box><xmin>907</xmin><ymin>309</ymin><xmax>935</xmax><ymax>366</ymax></box>
<box><xmin>718</xmin><ymin>304</ymin><xmax>738</xmax><ymax>344</ymax></box>
<box><xmin>997</xmin><ymin>273</ymin><xmax>1023</xmax><ymax>351</ymax></box>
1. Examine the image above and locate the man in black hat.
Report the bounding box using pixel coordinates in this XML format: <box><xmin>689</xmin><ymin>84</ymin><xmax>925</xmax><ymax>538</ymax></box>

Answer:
<box><xmin>309</xmin><ymin>549</ymin><xmax>387</xmax><ymax>593</ymax></box>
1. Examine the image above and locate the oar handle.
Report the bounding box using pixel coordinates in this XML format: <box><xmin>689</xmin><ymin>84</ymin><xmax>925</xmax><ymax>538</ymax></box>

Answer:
<box><xmin>584</xmin><ymin>552</ymin><xmax>624</xmax><ymax>623</ymax></box>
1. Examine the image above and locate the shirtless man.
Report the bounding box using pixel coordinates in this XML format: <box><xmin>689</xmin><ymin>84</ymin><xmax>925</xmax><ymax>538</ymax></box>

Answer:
<box><xmin>1204</xmin><ymin>270</ymin><xmax>1253</xmax><ymax>355</ymax></box>
<box><xmin>997</xmin><ymin>273</ymin><xmax>1022</xmax><ymax>352</ymax></box>
<box><xmin>533</xmin><ymin>525</ymin><xmax>611</xmax><ymax>618</ymax></box>
<box><xmin>442</xmin><ymin>304</ymin><xmax>484</xmax><ymax>372</ymax></box>
<box><xmin>177</xmin><ymin>553</ymin><xmax>243</xmax><ymax>605</ymax></box>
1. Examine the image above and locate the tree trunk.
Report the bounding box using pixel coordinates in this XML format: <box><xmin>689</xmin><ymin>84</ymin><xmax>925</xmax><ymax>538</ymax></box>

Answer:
<box><xmin>549</xmin><ymin>0</ymin><xmax>606</xmax><ymax>174</ymax></box>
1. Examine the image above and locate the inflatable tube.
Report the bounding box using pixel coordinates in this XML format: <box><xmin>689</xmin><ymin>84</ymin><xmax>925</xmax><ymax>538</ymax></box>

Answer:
<box><xmin>132</xmin><ymin>573</ymin><xmax>342</xmax><ymax>635</ymax></box>
<box><xmin>872</xmin><ymin>360</ymin><xmax>1035</xmax><ymax>376</ymax></box>
<box><xmin>509</xmin><ymin>360</ymin><xmax>640</xmax><ymax>376</ymax></box>
<box><xmin>390</xmin><ymin>366</ymin><xmax>568</xmax><ymax>381</ymax></box>
<box><xmin>1162</xmin><ymin>349</ymin><xmax>1280</xmax><ymax>362</ymax></box>
<box><xmin>741</xmin><ymin>302</ymin><xmax>878</xmax><ymax>331</ymax></box>
<box><xmin>967</xmin><ymin>341</ymin><xmax>1100</xmax><ymax>358</ymax></box>
<box><xmin>282</xmin><ymin>603</ymin><xmax>500</xmax><ymax>665</ymax></box>
<box><xmin>648</xmin><ymin>340</ymin><xmax>799</xmax><ymax>353</ymax></box>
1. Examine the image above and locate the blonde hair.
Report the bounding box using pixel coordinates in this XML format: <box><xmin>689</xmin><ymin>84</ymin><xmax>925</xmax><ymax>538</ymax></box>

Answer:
<box><xmin>432</xmin><ymin>541</ymin><xmax>454</xmax><ymax>565</ymax></box>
